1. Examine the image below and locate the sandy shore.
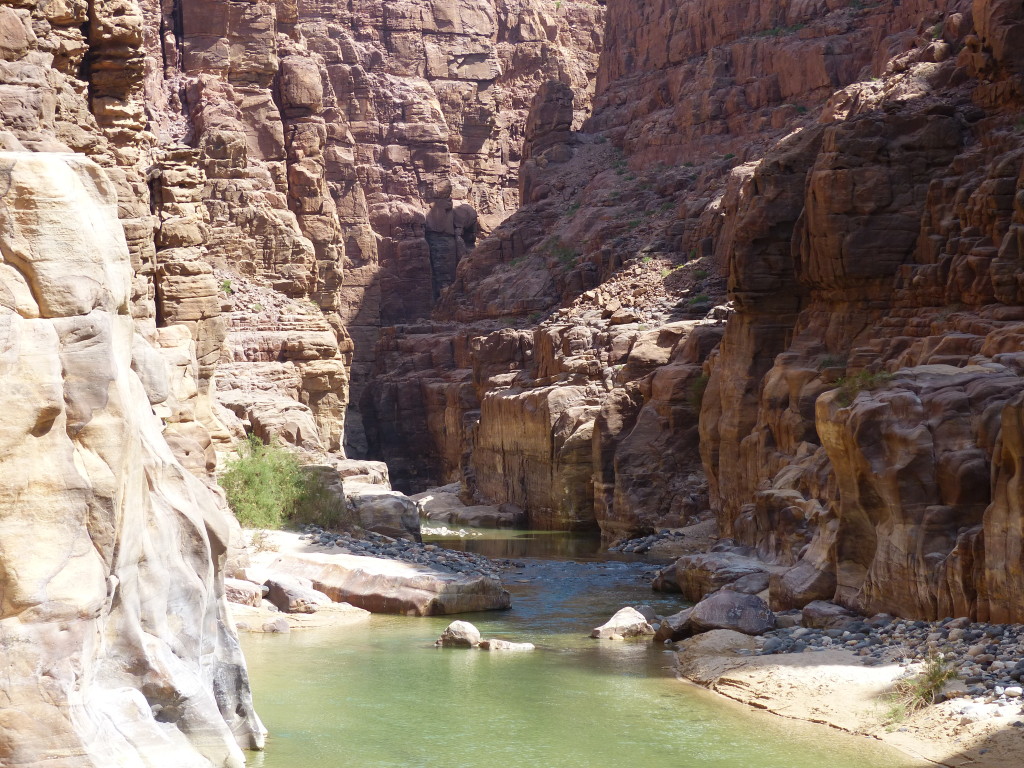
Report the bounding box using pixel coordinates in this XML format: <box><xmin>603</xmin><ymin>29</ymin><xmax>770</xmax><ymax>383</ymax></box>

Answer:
<box><xmin>675</xmin><ymin>630</ymin><xmax>1024</xmax><ymax>767</ymax></box>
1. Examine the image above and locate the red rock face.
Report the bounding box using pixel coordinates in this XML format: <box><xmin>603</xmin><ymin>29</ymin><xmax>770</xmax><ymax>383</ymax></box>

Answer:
<box><xmin>698</xmin><ymin>0</ymin><xmax>1024</xmax><ymax>620</ymax></box>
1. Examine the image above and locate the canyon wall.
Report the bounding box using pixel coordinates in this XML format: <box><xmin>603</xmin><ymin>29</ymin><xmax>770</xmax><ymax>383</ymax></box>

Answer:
<box><xmin>0</xmin><ymin>152</ymin><xmax>263</xmax><ymax>766</ymax></box>
<box><xmin>366</xmin><ymin>0</ymin><xmax>1024</xmax><ymax>623</ymax></box>
<box><xmin>700</xmin><ymin>0</ymin><xmax>1024</xmax><ymax>622</ymax></box>
<box><xmin>0</xmin><ymin>0</ymin><xmax>606</xmax><ymax>761</ymax></box>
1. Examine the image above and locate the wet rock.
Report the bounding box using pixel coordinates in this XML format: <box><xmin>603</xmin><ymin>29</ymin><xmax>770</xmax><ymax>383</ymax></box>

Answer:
<box><xmin>480</xmin><ymin>639</ymin><xmax>536</xmax><ymax>651</ymax></box>
<box><xmin>436</xmin><ymin>621</ymin><xmax>481</xmax><ymax>648</ymax></box>
<box><xmin>591</xmin><ymin>607</ymin><xmax>656</xmax><ymax>639</ymax></box>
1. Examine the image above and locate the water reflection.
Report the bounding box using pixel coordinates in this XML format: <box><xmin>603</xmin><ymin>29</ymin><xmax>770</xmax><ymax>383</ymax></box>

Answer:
<box><xmin>425</xmin><ymin>528</ymin><xmax>609</xmax><ymax>560</ymax></box>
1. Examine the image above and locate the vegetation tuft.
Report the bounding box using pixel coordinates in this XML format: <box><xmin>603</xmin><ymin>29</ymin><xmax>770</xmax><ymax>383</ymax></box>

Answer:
<box><xmin>220</xmin><ymin>278</ymin><xmax>233</xmax><ymax>294</ymax></box>
<box><xmin>817</xmin><ymin>354</ymin><xmax>847</xmax><ymax>371</ymax></box>
<box><xmin>220</xmin><ymin>435</ymin><xmax>345</xmax><ymax>530</ymax></box>
<box><xmin>689</xmin><ymin>373</ymin><xmax>710</xmax><ymax>411</ymax></box>
<box><xmin>884</xmin><ymin>654</ymin><xmax>956</xmax><ymax>724</ymax></box>
<box><xmin>833</xmin><ymin>370</ymin><xmax>893</xmax><ymax>407</ymax></box>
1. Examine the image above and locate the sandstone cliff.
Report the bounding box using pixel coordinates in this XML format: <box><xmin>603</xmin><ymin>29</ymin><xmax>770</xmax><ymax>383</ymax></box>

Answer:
<box><xmin>0</xmin><ymin>0</ymin><xmax>607</xmax><ymax>761</ymax></box>
<box><xmin>364</xmin><ymin>0</ymin><xmax>1024</xmax><ymax>625</ymax></box>
<box><xmin>0</xmin><ymin>152</ymin><xmax>263</xmax><ymax>766</ymax></box>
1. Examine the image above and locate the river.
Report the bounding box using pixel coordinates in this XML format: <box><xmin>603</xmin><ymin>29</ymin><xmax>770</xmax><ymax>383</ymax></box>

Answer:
<box><xmin>240</xmin><ymin>530</ymin><xmax>918</xmax><ymax>768</ymax></box>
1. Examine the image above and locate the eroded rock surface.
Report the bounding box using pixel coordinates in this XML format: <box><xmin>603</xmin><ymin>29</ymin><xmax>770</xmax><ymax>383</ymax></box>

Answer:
<box><xmin>267</xmin><ymin>551</ymin><xmax>511</xmax><ymax>615</ymax></box>
<box><xmin>0</xmin><ymin>152</ymin><xmax>262</xmax><ymax>767</ymax></box>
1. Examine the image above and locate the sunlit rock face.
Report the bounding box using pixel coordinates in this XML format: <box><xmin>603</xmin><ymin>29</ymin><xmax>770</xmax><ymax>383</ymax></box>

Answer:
<box><xmin>0</xmin><ymin>152</ymin><xmax>263</xmax><ymax>767</ymax></box>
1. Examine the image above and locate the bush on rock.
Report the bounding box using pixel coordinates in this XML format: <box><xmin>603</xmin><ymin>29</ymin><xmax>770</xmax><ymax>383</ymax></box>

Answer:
<box><xmin>220</xmin><ymin>434</ymin><xmax>345</xmax><ymax>529</ymax></box>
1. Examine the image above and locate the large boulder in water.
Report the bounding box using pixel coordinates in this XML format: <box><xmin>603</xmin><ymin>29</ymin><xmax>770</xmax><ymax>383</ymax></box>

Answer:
<box><xmin>688</xmin><ymin>591</ymin><xmax>775</xmax><ymax>636</ymax></box>
<box><xmin>591</xmin><ymin>606</ymin><xmax>656</xmax><ymax>639</ymax></box>
<box><xmin>436</xmin><ymin>620</ymin><xmax>482</xmax><ymax>647</ymax></box>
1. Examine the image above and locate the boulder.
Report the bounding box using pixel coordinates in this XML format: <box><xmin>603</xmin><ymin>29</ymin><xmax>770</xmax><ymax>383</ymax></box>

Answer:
<box><xmin>687</xmin><ymin>591</ymin><xmax>775</xmax><ymax>636</ymax></box>
<box><xmin>590</xmin><ymin>606</ymin><xmax>656</xmax><ymax>639</ymax></box>
<box><xmin>336</xmin><ymin>459</ymin><xmax>391</xmax><ymax>487</ymax></box>
<box><xmin>800</xmin><ymin>600</ymin><xmax>862</xmax><ymax>630</ymax></box>
<box><xmin>266</xmin><ymin>552</ymin><xmax>511</xmax><ymax>615</ymax></box>
<box><xmin>345</xmin><ymin>481</ymin><xmax>422</xmax><ymax>541</ymax></box>
<box><xmin>634</xmin><ymin>605</ymin><xmax>660</xmax><ymax>623</ymax></box>
<box><xmin>654</xmin><ymin>551</ymin><xmax>769</xmax><ymax>601</ymax></box>
<box><xmin>264</xmin><ymin>574</ymin><xmax>333</xmax><ymax>613</ymax></box>
<box><xmin>653</xmin><ymin>608</ymin><xmax>693</xmax><ymax>642</ymax></box>
<box><xmin>480</xmin><ymin>639</ymin><xmax>535</xmax><ymax>651</ymax></box>
<box><xmin>676</xmin><ymin>629</ymin><xmax>758</xmax><ymax>657</ymax></box>
<box><xmin>435</xmin><ymin>620</ymin><xmax>481</xmax><ymax>647</ymax></box>
<box><xmin>413</xmin><ymin>485</ymin><xmax>526</xmax><ymax>528</ymax></box>
<box><xmin>225</xmin><ymin>577</ymin><xmax>263</xmax><ymax>607</ymax></box>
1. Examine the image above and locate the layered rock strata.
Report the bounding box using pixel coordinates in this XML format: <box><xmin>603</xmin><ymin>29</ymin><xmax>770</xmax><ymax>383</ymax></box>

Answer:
<box><xmin>366</xmin><ymin>0</ymin><xmax>1024</xmax><ymax>627</ymax></box>
<box><xmin>0</xmin><ymin>152</ymin><xmax>262</xmax><ymax>767</ymax></box>
<box><xmin>698</xmin><ymin>0</ymin><xmax>1024</xmax><ymax>622</ymax></box>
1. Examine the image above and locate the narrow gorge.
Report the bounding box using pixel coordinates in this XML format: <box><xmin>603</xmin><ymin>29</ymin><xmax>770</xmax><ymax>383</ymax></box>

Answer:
<box><xmin>3</xmin><ymin>0</ymin><xmax>1024</xmax><ymax>764</ymax></box>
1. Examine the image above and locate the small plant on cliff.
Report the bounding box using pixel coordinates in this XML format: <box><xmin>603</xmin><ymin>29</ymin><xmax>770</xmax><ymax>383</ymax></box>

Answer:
<box><xmin>688</xmin><ymin>293</ymin><xmax>711</xmax><ymax>306</ymax></box>
<box><xmin>832</xmin><ymin>370</ymin><xmax>893</xmax><ymax>407</ymax></box>
<box><xmin>220</xmin><ymin>279</ymin><xmax>233</xmax><ymax>295</ymax></box>
<box><xmin>817</xmin><ymin>354</ymin><xmax>847</xmax><ymax>371</ymax></box>
<box><xmin>549</xmin><ymin>240</ymin><xmax>579</xmax><ymax>266</ymax></box>
<box><xmin>689</xmin><ymin>373</ymin><xmax>710</xmax><ymax>411</ymax></box>
<box><xmin>693</xmin><ymin>268</ymin><xmax>709</xmax><ymax>280</ymax></box>
<box><xmin>884</xmin><ymin>653</ymin><xmax>956</xmax><ymax>724</ymax></box>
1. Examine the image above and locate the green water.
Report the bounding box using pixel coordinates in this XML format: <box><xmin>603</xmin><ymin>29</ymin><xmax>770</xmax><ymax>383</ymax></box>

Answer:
<box><xmin>241</xmin><ymin>532</ymin><xmax>919</xmax><ymax>768</ymax></box>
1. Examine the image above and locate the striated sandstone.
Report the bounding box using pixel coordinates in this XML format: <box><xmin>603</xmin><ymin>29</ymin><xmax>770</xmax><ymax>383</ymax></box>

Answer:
<box><xmin>0</xmin><ymin>152</ymin><xmax>262</xmax><ymax>767</ymax></box>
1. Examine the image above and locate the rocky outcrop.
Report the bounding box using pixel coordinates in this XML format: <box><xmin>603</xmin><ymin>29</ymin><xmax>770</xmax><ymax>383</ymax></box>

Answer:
<box><xmin>0</xmin><ymin>152</ymin><xmax>262</xmax><ymax>767</ymax></box>
<box><xmin>266</xmin><ymin>551</ymin><xmax>511</xmax><ymax>615</ymax></box>
<box><xmin>694</xmin><ymin>0</ymin><xmax>1024</xmax><ymax>621</ymax></box>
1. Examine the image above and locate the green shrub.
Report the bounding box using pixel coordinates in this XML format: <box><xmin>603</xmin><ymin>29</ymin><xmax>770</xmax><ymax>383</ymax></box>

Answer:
<box><xmin>548</xmin><ymin>240</ymin><xmax>578</xmax><ymax>266</ymax></box>
<box><xmin>689</xmin><ymin>373</ymin><xmax>710</xmax><ymax>410</ymax></box>
<box><xmin>833</xmin><ymin>370</ymin><xmax>893</xmax><ymax>407</ymax></box>
<box><xmin>693</xmin><ymin>268</ymin><xmax>709</xmax><ymax>280</ymax></box>
<box><xmin>688</xmin><ymin>292</ymin><xmax>711</xmax><ymax>306</ymax></box>
<box><xmin>220</xmin><ymin>435</ymin><xmax>344</xmax><ymax>529</ymax></box>
<box><xmin>884</xmin><ymin>654</ymin><xmax>956</xmax><ymax>724</ymax></box>
<box><xmin>817</xmin><ymin>354</ymin><xmax>847</xmax><ymax>371</ymax></box>
<box><xmin>220</xmin><ymin>279</ymin><xmax>233</xmax><ymax>294</ymax></box>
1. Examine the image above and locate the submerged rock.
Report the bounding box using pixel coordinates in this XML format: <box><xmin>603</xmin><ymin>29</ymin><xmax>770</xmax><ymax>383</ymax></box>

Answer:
<box><xmin>436</xmin><ymin>621</ymin><xmax>482</xmax><ymax>648</ymax></box>
<box><xmin>480</xmin><ymin>639</ymin><xmax>536</xmax><ymax>651</ymax></box>
<box><xmin>591</xmin><ymin>606</ymin><xmax>656</xmax><ymax>639</ymax></box>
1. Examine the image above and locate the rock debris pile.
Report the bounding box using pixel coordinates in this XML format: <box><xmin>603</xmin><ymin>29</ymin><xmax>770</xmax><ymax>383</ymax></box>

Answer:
<box><xmin>299</xmin><ymin>525</ymin><xmax>518</xmax><ymax>580</ymax></box>
<box><xmin>749</xmin><ymin>611</ymin><xmax>1024</xmax><ymax>722</ymax></box>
